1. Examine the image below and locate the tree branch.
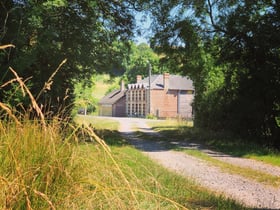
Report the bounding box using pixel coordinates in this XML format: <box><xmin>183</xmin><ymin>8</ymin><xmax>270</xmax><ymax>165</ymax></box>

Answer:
<box><xmin>206</xmin><ymin>0</ymin><xmax>227</xmax><ymax>34</ymax></box>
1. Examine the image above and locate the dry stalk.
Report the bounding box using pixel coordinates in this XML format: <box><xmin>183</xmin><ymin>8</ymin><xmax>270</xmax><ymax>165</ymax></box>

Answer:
<box><xmin>34</xmin><ymin>190</ymin><xmax>56</xmax><ymax>210</ymax></box>
<box><xmin>0</xmin><ymin>102</ymin><xmax>21</xmax><ymax>126</ymax></box>
<box><xmin>0</xmin><ymin>44</ymin><xmax>15</xmax><ymax>49</ymax></box>
<box><xmin>0</xmin><ymin>78</ymin><xmax>18</xmax><ymax>88</ymax></box>
<box><xmin>36</xmin><ymin>59</ymin><xmax>67</xmax><ymax>101</ymax></box>
<box><xmin>9</xmin><ymin>67</ymin><xmax>46</xmax><ymax>129</ymax></box>
<box><xmin>85</xmin><ymin>125</ymin><xmax>139</xmax><ymax>208</ymax></box>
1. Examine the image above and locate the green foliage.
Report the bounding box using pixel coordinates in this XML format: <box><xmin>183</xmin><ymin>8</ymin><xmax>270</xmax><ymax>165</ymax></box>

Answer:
<box><xmin>123</xmin><ymin>42</ymin><xmax>161</xmax><ymax>83</ymax></box>
<box><xmin>145</xmin><ymin>0</ymin><xmax>280</xmax><ymax>147</ymax></box>
<box><xmin>0</xmin><ymin>0</ymin><xmax>135</xmax><ymax>115</ymax></box>
<box><xmin>73</xmin><ymin>77</ymin><xmax>97</xmax><ymax>115</ymax></box>
<box><xmin>146</xmin><ymin>113</ymin><xmax>158</xmax><ymax>120</ymax></box>
<box><xmin>73</xmin><ymin>74</ymin><xmax>121</xmax><ymax>115</ymax></box>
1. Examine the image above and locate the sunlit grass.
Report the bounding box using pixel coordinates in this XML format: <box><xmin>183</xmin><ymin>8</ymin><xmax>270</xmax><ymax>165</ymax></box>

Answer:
<box><xmin>74</xmin><ymin>115</ymin><xmax>119</xmax><ymax>130</ymax></box>
<box><xmin>245</xmin><ymin>154</ymin><xmax>280</xmax><ymax>167</ymax></box>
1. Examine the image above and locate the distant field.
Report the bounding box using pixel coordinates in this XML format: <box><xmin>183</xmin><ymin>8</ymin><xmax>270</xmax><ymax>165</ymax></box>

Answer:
<box><xmin>92</xmin><ymin>74</ymin><xmax>112</xmax><ymax>100</ymax></box>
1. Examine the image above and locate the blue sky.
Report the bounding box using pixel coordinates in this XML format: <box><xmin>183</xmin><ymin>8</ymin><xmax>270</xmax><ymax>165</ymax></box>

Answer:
<box><xmin>134</xmin><ymin>12</ymin><xmax>152</xmax><ymax>45</ymax></box>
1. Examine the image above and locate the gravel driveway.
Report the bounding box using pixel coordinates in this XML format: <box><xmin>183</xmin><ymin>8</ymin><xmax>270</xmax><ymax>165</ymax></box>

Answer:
<box><xmin>113</xmin><ymin>117</ymin><xmax>280</xmax><ymax>209</ymax></box>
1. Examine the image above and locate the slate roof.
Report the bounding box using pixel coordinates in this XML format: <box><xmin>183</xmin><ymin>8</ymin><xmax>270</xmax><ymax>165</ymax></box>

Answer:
<box><xmin>128</xmin><ymin>74</ymin><xmax>194</xmax><ymax>90</ymax></box>
<box><xmin>99</xmin><ymin>89</ymin><xmax>126</xmax><ymax>105</ymax></box>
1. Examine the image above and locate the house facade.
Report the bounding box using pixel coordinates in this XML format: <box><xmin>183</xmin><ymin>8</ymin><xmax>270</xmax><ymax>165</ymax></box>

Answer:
<box><xmin>99</xmin><ymin>73</ymin><xmax>194</xmax><ymax>119</ymax></box>
<box><xmin>126</xmin><ymin>73</ymin><xmax>194</xmax><ymax>119</ymax></box>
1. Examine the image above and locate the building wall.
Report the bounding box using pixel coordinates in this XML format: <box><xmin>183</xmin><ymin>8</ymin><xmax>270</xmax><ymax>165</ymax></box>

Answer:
<box><xmin>113</xmin><ymin>96</ymin><xmax>126</xmax><ymax>117</ymax></box>
<box><xmin>178</xmin><ymin>90</ymin><xmax>194</xmax><ymax>119</ymax></box>
<box><xmin>126</xmin><ymin>88</ymin><xmax>146</xmax><ymax>117</ymax></box>
<box><xmin>126</xmin><ymin>87</ymin><xmax>194</xmax><ymax>119</ymax></box>
<box><xmin>99</xmin><ymin>104</ymin><xmax>112</xmax><ymax>116</ymax></box>
<box><xmin>150</xmin><ymin>89</ymin><xmax>178</xmax><ymax>118</ymax></box>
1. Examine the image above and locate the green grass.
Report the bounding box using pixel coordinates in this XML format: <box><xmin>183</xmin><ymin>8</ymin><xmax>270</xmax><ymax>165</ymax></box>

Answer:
<box><xmin>92</xmin><ymin>74</ymin><xmax>113</xmax><ymax>100</ymax></box>
<box><xmin>77</xmin><ymin>116</ymin><xmax>248</xmax><ymax>209</ymax></box>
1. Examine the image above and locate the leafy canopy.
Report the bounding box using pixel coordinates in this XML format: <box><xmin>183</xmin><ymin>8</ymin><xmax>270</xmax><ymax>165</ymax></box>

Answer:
<box><xmin>0</xmin><ymin>0</ymin><xmax>137</xmax><ymax>116</ymax></box>
<box><xmin>143</xmin><ymin>0</ymin><xmax>280</xmax><ymax>146</ymax></box>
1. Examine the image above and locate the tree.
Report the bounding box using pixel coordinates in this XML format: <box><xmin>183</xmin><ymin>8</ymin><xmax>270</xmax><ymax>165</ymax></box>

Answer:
<box><xmin>0</xmin><ymin>0</ymin><xmax>136</xmax><ymax>117</ymax></box>
<box><xmin>144</xmin><ymin>0</ymin><xmax>280</xmax><ymax>146</ymax></box>
<box><xmin>123</xmin><ymin>42</ymin><xmax>161</xmax><ymax>83</ymax></box>
<box><xmin>219</xmin><ymin>1</ymin><xmax>280</xmax><ymax>145</ymax></box>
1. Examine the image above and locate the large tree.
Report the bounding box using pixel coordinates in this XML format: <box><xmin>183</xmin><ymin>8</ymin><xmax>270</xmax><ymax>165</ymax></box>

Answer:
<box><xmin>145</xmin><ymin>0</ymin><xmax>280</xmax><ymax>146</ymax></box>
<box><xmin>0</xmin><ymin>0</ymin><xmax>136</xmax><ymax>116</ymax></box>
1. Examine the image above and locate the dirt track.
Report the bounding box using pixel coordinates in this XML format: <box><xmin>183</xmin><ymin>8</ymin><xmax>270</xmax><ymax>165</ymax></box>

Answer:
<box><xmin>113</xmin><ymin>117</ymin><xmax>280</xmax><ymax>209</ymax></box>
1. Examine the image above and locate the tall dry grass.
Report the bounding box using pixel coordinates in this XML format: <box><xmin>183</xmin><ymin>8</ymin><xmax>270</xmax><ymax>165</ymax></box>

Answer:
<box><xmin>0</xmin><ymin>120</ymin><xmax>82</xmax><ymax>209</ymax></box>
<box><xmin>1</xmin><ymin>44</ymin><xmax>238</xmax><ymax>209</ymax></box>
<box><xmin>0</xmin><ymin>44</ymin><xmax>84</xmax><ymax>209</ymax></box>
<box><xmin>0</xmin><ymin>44</ymin><xmax>152</xmax><ymax>209</ymax></box>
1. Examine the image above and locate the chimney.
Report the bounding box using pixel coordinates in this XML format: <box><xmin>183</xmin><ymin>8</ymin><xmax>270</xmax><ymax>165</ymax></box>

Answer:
<box><xmin>163</xmin><ymin>72</ymin><xmax>170</xmax><ymax>90</ymax></box>
<box><xmin>120</xmin><ymin>80</ymin><xmax>125</xmax><ymax>91</ymax></box>
<box><xmin>136</xmin><ymin>75</ymin><xmax>142</xmax><ymax>83</ymax></box>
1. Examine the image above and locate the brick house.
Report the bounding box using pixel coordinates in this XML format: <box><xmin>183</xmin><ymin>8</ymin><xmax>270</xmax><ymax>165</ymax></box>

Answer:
<box><xmin>99</xmin><ymin>73</ymin><xmax>194</xmax><ymax>118</ymax></box>
<box><xmin>126</xmin><ymin>73</ymin><xmax>194</xmax><ymax>118</ymax></box>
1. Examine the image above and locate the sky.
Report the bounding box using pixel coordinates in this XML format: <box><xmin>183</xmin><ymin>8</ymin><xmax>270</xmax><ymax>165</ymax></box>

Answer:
<box><xmin>134</xmin><ymin>12</ymin><xmax>152</xmax><ymax>45</ymax></box>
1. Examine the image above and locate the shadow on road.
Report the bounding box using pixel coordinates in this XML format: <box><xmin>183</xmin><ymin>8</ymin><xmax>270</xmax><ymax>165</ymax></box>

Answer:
<box><xmin>119</xmin><ymin>130</ymin><xmax>169</xmax><ymax>152</ymax></box>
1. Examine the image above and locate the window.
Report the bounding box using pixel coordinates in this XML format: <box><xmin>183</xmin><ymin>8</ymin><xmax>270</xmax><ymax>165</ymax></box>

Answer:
<box><xmin>138</xmin><ymin>104</ymin><xmax>141</xmax><ymax>115</ymax></box>
<box><xmin>132</xmin><ymin>104</ymin><xmax>135</xmax><ymax>114</ymax></box>
<box><xmin>127</xmin><ymin>91</ymin><xmax>130</xmax><ymax>101</ymax></box>
<box><xmin>132</xmin><ymin>91</ymin><xmax>134</xmax><ymax>101</ymax></box>
<box><xmin>127</xmin><ymin>103</ymin><xmax>131</xmax><ymax>115</ymax></box>
<box><xmin>180</xmin><ymin>90</ymin><xmax>193</xmax><ymax>95</ymax></box>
